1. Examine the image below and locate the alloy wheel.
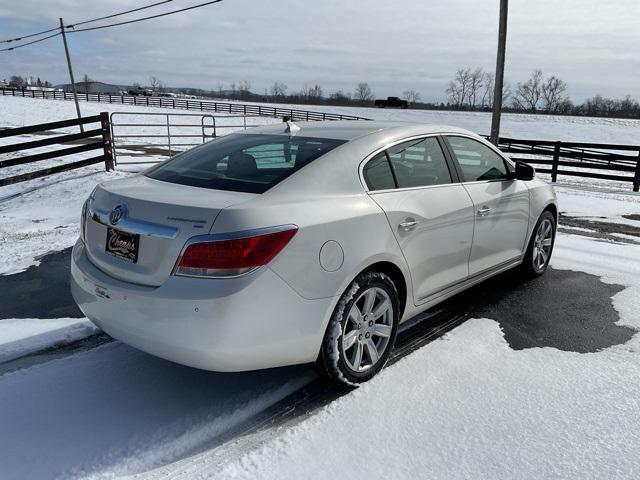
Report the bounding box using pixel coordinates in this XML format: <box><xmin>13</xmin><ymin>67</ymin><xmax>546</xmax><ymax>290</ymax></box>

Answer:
<box><xmin>341</xmin><ymin>287</ymin><xmax>393</xmax><ymax>372</ymax></box>
<box><xmin>532</xmin><ymin>218</ymin><xmax>554</xmax><ymax>271</ymax></box>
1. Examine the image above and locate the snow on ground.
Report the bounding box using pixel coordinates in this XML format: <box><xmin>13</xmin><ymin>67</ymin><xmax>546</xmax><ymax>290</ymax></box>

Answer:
<box><xmin>0</xmin><ymin>168</ymin><xmax>129</xmax><ymax>275</ymax></box>
<box><xmin>0</xmin><ymin>95</ymin><xmax>277</xmax><ymax>133</ymax></box>
<box><xmin>0</xmin><ymin>318</ymin><xmax>98</xmax><ymax>362</ymax></box>
<box><xmin>554</xmin><ymin>183</ymin><xmax>640</xmax><ymax>226</ymax></box>
<box><xmin>224</xmin><ymin>98</ymin><xmax>640</xmax><ymax>144</ymax></box>
<box><xmin>0</xmin><ymin>342</ymin><xmax>312</xmax><ymax>480</ymax></box>
<box><xmin>199</xmin><ymin>234</ymin><xmax>640</xmax><ymax>480</ymax></box>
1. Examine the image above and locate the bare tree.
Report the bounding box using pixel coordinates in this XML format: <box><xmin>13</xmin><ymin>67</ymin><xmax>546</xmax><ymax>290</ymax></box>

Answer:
<box><xmin>354</xmin><ymin>82</ymin><xmax>374</xmax><ymax>102</ymax></box>
<box><xmin>502</xmin><ymin>80</ymin><xmax>513</xmax><ymax>106</ymax></box>
<box><xmin>328</xmin><ymin>90</ymin><xmax>352</xmax><ymax>104</ymax></box>
<box><xmin>270</xmin><ymin>81</ymin><xmax>288</xmax><ymax>98</ymax></box>
<box><xmin>445</xmin><ymin>68</ymin><xmax>472</xmax><ymax>107</ymax></box>
<box><xmin>300</xmin><ymin>84</ymin><xmax>323</xmax><ymax>101</ymax></box>
<box><xmin>149</xmin><ymin>76</ymin><xmax>164</xmax><ymax>92</ymax></box>
<box><xmin>402</xmin><ymin>89</ymin><xmax>421</xmax><ymax>104</ymax></box>
<box><xmin>541</xmin><ymin>76</ymin><xmax>568</xmax><ymax>112</ymax></box>
<box><xmin>467</xmin><ymin>68</ymin><xmax>484</xmax><ymax>108</ymax></box>
<box><xmin>513</xmin><ymin>70</ymin><xmax>544</xmax><ymax>112</ymax></box>
<box><xmin>482</xmin><ymin>74</ymin><xmax>512</xmax><ymax>109</ymax></box>
<box><xmin>480</xmin><ymin>72</ymin><xmax>495</xmax><ymax>108</ymax></box>
<box><xmin>445</xmin><ymin>81</ymin><xmax>462</xmax><ymax>107</ymax></box>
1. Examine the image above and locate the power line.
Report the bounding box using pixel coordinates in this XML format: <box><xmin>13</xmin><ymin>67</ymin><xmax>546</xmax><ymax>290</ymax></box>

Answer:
<box><xmin>0</xmin><ymin>0</ymin><xmax>223</xmax><ymax>53</ymax></box>
<box><xmin>0</xmin><ymin>0</ymin><xmax>174</xmax><ymax>44</ymax></box>
<box><xmin>67</xmin><ymin>0</ymin><xmax>223</xmax><ymax>33</ymax></box>
<box><xmin>0</xmin><ymin>32</ymin><xmax>61</xmax><ymax>52</ymax></box>
<box><xmin>67</xmin><ymin>0</ymin><xmax>174</xmax><ymax>28</ymax></box>
<box><xmin>0</xmin><ymin>26</ymin><xmax>59</xmax><ymax>44</ymax></box>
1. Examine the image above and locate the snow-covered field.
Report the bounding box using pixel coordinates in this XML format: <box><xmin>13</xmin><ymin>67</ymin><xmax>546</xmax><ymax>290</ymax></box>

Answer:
<box><xmin>225</xmin><ymin>98</ymin><xmax>640</xmax><ymax>144</ymax></box>
<box><xmin>1</xmin><ymin>95</ymin><xmax>640</xmax><ymax>479</ymax></box>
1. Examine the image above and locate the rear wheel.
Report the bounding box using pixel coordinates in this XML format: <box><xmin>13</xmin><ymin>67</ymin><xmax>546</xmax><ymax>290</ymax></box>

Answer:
<box><xmin>317</xmin><ymin>271</ymin><xmax>400</xmax><ymax>386</ymax></box>
<box><xmin>521</xmin><ymin>210</ymin><xmax>556</xmax><ymax>277</ymax></box>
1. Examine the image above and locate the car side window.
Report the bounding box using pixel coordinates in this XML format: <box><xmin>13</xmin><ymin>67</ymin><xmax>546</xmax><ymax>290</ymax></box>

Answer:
<box><xmin>363</xmin><ymin>152</ymin><xmax>396</xmax><ymax>191</ymax></box>
<box><xmin>386</xmin><ymin>137</ymin><xmax>452</xmax><ymax>188</ymax></box>
<box><xmin>446</xmin><ymin>136</ymin><xmax>509</xmax><ymax>182</ymax></box>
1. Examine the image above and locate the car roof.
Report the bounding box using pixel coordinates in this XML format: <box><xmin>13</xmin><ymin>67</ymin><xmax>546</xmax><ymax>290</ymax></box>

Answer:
<box><xmin>244</xmin><ymin>120</ymin><xmax>476</xmax><ymax>142</ymax></box>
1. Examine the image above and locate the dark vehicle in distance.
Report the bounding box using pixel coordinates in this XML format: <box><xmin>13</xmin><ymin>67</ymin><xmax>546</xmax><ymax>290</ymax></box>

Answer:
<box><xmin>127</xmin><ymin>87</ymin><xmax>153</xmax><ymax>96</ymax></box>
<box><xmin>375</xmin><ymin>97</ymin><xmax>409</xmax><ymax>109</ymax></box>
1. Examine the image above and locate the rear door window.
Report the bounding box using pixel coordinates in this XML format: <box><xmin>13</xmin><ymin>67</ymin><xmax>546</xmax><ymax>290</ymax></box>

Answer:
<box><xmin>386</xmin><ymin>137</ymin><xmax>452</xmax><ymax>188</ymax></box>
<box><xmin>146</xmin><ymin>134</ymin><xmax>346</xmax><ymax>194</ymax></box>
<box><xmin>446</xmin><ymin>136</ymin><xmax>509</xmax><ymax>182</ymax></box>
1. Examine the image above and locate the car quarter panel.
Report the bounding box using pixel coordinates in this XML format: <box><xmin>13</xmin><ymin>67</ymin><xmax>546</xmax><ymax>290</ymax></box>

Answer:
<box><xmin>209</xmin><ymin>194</ymin><xmax>411</xmax><ymax>304</ymax></box>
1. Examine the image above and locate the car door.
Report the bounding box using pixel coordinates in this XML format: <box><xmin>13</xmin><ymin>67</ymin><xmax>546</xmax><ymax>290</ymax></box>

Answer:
<box><xmin>444</xmin><ymin>135</ymin><xmax>530</xmax><ymax>276</ymax></box>
<box><xmin>363</xmin><ymin>136</ymin><xmax>475</xmax><ymax>305</ymax></box>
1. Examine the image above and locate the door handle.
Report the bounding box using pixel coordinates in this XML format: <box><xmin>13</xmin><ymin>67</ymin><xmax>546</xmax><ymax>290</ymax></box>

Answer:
<box><xmin>399</xmin><ymin>219</ymin><xmax>418</xmax><ymax>231</ymax></box>
<box><xmin>477</xmin><ymin>206</ymin><xmax>492</xmax><ymax>216</ymax></box>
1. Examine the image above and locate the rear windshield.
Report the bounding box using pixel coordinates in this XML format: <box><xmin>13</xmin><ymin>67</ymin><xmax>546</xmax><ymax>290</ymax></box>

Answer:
<box><xmin>145</xmin><ymin>133</ymin><xmax>346</xmax><ymax>194</ymax></box>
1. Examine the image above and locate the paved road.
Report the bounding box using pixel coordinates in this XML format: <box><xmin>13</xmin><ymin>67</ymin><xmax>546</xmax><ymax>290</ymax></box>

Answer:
<box><xmin>0</xmin><ymin>247</ymin><xmax>82</xmax><ymax>319</ymax></box>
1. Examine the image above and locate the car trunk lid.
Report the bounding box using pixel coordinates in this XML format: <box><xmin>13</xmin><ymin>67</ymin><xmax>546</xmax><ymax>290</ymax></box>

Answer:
<box><xmin>85</xmin><ymin>175</ymin><xmax>255</xmax><ymax>286</ymax></box>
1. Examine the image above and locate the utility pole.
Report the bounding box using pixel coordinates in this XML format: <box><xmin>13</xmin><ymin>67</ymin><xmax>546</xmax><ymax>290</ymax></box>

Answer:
<box><xmin>490</xmin><ymin>0</ymin><xmax>508</xmax><ymax>146</ymax></box>
<box><xmin>59</xmin><ymin>18</ymin><xmax>83</xmax><ymax>132</ymax></box>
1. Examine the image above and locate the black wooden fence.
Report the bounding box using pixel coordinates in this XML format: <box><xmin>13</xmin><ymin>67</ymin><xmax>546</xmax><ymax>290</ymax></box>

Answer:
<box><xmin>0</xmin><ymin>87</ymin><xmax>369</xmax><ymax>122</ymax></box>
<box><xmin>0</xmin><ymin>113</ymin><xmax>114</xmax><ymax>187</ymax></box>
<box><xmin>496</xmin><ymin>137</ymin><xmax>640</xmax><ymax>191</ymax></box>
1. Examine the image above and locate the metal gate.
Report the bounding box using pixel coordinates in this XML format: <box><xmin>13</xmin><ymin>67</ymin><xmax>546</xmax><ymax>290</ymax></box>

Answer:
<box><xmin>109</xmin><ymin>112</ymin><xmax>269</xmax><ymax>165</ymax></box>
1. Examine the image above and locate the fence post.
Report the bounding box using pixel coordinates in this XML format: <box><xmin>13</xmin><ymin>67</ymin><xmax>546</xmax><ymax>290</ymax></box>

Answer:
<box><xmin>551</xmin><ymin>141</ymin><xmax>560</xmax><ymax>183</ymax></box>
<box><xmin>634</xmin><ymin>150</ymin><xmax>640</xmax><ymax>192</ymax></box>
<box><xmin>100</xmin><ymin>112</ymin><xmax>114</xmax><ymax>171</ymax></box>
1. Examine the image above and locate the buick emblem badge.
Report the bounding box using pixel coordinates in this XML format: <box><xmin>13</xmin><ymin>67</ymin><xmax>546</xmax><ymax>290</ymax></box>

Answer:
<box><xmin>109</xmin><ymin>205</ymin><xmax>126</xmax><ymax>225</ymax></box>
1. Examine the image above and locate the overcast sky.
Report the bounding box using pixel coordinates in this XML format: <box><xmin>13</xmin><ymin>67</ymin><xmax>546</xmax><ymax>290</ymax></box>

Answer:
<box><xmin>1</xmin><ymin>0</ymin><xmax>638</xmax><ymax>102</ymax></box>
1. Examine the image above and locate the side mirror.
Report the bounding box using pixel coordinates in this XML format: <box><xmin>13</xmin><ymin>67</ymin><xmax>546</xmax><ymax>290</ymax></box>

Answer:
<box><xmin>515</xmin><ymin>161</ymin><xmax>535</xmax><ymax>181</ymax></box>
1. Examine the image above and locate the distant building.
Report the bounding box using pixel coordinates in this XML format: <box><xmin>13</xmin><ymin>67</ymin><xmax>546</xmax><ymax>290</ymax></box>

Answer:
<box><xmin>56</xmin><ymin>81</ymin><xmax>124</xmax><ymax>94</ymax></box>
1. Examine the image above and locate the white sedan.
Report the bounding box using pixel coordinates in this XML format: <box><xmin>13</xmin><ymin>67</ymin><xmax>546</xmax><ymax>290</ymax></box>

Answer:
<box><xmin>71</xmin><ymin>121</ymin><xmax>557</xmax><ymax>384</ymax></box>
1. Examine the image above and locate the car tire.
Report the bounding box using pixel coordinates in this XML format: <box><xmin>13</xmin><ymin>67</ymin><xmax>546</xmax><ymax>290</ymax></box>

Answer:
<box><xmin>521</xmin><ymin>210</ymin><xmax>556</xmax><ymax>278</ymax></box>
<box><xmin>317</xmin><ymin>271</ymin><xmax>400</xmax><ymax>386</ymax></box>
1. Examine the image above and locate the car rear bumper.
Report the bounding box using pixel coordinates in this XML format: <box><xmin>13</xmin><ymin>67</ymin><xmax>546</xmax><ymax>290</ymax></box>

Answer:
<box><xmin>70</xmin><ymin>240</ymin><xmax>336</xmax><ymax>371</ymax></box>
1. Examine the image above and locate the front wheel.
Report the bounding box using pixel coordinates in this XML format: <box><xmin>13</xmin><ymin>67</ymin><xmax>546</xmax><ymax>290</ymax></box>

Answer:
<box><xmin>521</xmin><ymin>210</ymin><xmax>556</xmax><ymax>277</ymax></box>
<box><xmin>317</xmin><ymin>271</ymin><xmax>400</xmax><ymax>386</ymax></box>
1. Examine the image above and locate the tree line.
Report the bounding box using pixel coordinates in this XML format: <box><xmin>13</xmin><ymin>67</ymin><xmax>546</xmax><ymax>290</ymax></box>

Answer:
<box><xmin>5</xmin><ymin>75</ymin><xmax>53</xmax><ymax>88</ymax></box>
<box><xmin>445</xmin><ymin>67</ymin><xmax>640</xmax><ymax>118</ymax></box>
<box><xmin>4</xmin><ymin>70</ymin><xmax>639</xmax><ymax>119</ymax></box>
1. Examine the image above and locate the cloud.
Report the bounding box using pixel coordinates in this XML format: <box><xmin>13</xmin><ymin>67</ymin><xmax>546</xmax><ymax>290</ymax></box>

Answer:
<box><xmin>0</xmin><ymin>0</ymin><xmax>638</xmax><ymax>101</ymax></box>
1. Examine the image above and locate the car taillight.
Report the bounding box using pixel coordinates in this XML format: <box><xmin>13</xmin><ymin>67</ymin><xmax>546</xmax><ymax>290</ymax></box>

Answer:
<box><xmin>173</xmin><ymin>226</ymin><xmax>298</xmax><ymax>278</ymax></box>
<box><xmin>80</xmin><ymin>200</ymin><xmax>88</xmax><ymax>242</ymax></box>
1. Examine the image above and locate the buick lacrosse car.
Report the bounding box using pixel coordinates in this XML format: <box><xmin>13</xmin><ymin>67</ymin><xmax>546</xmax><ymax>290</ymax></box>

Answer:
<box><xmin>71</xmin><ymin>121</ymin><xmax>557</xmax><ymax>384</ymax></box>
